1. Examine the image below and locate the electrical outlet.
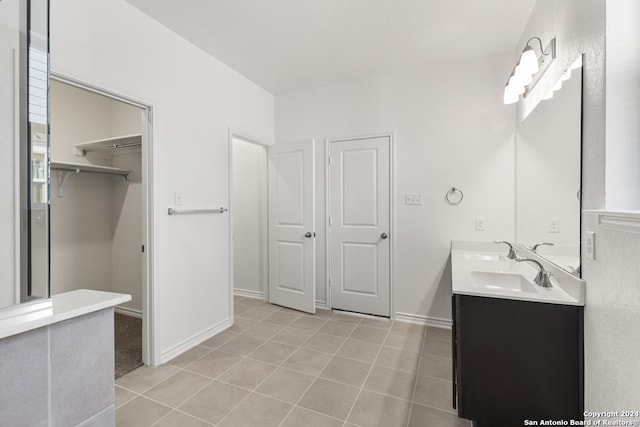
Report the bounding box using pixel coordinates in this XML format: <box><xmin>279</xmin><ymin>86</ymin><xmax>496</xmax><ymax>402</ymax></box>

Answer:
<box><xmin>174</xmin><ymin>191</ymin><xmax>183</xmax><ymax>206</ymax></box>
<box><xmin>585</xmin><ymin>231</ymin><xmax>596</xmax><ymax>260</ymax></box>
<box><xmin>548</xmin><ymin>218</ymin><xmax>559</xmax><ymax>233</ymax></box>
<box><xmin>475</xmin><ymin>217</ymin><xmax>485</xmax><ymax>231</ymax></box>
<box><xmin>405</xmin><ymin>193</ymin><xmax>423</xmax><ymax>205</ymax></box>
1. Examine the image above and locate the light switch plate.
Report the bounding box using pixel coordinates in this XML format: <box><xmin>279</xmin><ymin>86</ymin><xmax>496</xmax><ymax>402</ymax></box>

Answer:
<box><xmin>405</xmin><ymin>193</ymin><xmax>423</xmax><ymax>205</ymax></box>
<box><xmin>475</xmin><ymin>217</ymin><xmax>485</xmax><ymax>231</ymax></box>
<box><xmin>174</xmin><ymin>191</ymin><xmax>183</xmax><ymax>206</ymax></box>
<box><xmin>585</xmin><ymin>231</ymin><xmax>596</xmax><ymax>260</ymax></box>
<box><xmin>548</xmin><ymin>218</ymin><xmax>559</xmax><ymax>233</ymax></box>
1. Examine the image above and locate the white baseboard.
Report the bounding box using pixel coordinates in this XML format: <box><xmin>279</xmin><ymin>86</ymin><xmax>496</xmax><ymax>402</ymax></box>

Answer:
<box><xmin>394</xmin><ymin>312</ymin><xmax>452</xmax><ymax>329</ymax></box>
<box><xmin>160</xmin><ymin>318</ymin><xmax>232</xmax><ymax>364</ymax></box>
<box><xmin>115</xmin><ymin>306</ymin><xmax>142</xmax><ymax>319</ymax></box>
<box><xmin>315</xmin><ymin>300</ymin><xmax>329</xmax><ymax>310</ymax></box>
<box><xmin>233</xmin><ymin>289</ymin><xmax>264</xmax><ymax>300</ymax></box>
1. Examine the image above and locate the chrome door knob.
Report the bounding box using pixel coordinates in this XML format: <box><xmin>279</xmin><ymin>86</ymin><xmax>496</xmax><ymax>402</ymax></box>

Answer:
<box><xmin>305</xmin><ymin>232</ymin><xmax>313</xmax><ymax>238</ymax></box>
<box><xmin>381</xmin><ymin>233</ymin><xmax>388</xmax><ymax>239</ymax></box>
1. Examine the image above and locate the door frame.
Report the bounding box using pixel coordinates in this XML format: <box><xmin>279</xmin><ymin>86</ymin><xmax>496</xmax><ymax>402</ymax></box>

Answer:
<box><xmin>325</xmin><ymin>131</ymin><xmax>396</xmax><ymax>318</ymax></box>
<box><xmin>49</xmin><ymin>72</ymin><xmax>159</xmax><ymax>365</ymax></box>
<box><xmin>227</xmin><ymin>129</ymin><xmax>271</xmax><ymax>318</ymax></box>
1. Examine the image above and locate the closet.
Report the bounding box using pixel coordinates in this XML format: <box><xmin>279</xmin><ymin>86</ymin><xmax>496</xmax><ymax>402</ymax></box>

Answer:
<box><xmin>49</xmin><ymin>80</ymin><xmax>144</xmax><ymax>377</ymax></box>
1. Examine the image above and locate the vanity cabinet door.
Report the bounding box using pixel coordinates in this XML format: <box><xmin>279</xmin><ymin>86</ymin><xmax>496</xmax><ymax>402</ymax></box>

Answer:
<box><xmin>454</xmin><ymin>294</ymin><xmax>583</xmax><ymax>425</ymax></box>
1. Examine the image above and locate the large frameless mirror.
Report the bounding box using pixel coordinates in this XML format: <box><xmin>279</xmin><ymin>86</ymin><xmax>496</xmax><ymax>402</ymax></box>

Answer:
<box><xmin>0</xmin><ymin>0</ymin><xmax>50</xmax><ymax>312</ymax></box>
<box><xmin>516</xmin><ymin>55</ymin><xmax>583</xmax><ymax>276</ymax></box>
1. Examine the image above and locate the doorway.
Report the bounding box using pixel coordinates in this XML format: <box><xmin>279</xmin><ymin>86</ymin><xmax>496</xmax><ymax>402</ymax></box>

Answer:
<box><xmin>48</xmin><ymin>74</ymin><xmax>156</xmax><ymax>370</ymax></box>
<box><xmin>230</xmin><ymin>133</ymin><xmax>268</xmax><ymax>301</ymax></box>
<box><xmin>327</xmin><ymin>134</ymin><xmax>393</xmax><ymax>317</ymax></box>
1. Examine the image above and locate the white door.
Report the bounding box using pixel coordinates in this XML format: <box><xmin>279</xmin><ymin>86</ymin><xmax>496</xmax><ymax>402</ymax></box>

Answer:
<box><xmin>329</xmin><ymin>135</ymin><xmax>391</xmax><ymax>317</ymax></box>
<box><xmin>268</xmin><ymin>139</ymin><xmax>316</xmax><ymax>313</ymax></box>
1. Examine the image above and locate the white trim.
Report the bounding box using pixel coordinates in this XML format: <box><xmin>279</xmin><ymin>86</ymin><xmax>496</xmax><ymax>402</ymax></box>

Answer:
<box><xmin>233</xmin><ymin>289</ymin><xmax>264</xmax><ymax>299</ymax></box>
<box><xmin>160</xmin><ymin>318</ymin><xmax>232</xmax><ymax>364</ymax></box>
<box><xmin>583</xmin><ymin>210</ymin><xmax>640</xmax><ymax>234</ymax></box>
<box><xmin>325</xmin><ymin>131</ymin><xmax>395</xmax><ymax>317</ymax></box>
<box><xmin>394</xmin><ymin>312</ymin><xmax>452</xmax><ymax>329</ymax></box>
<box><xmin>315</xmin><ymin>300</ymin><xmax>328</xmax><ymax>310</ymax></box>
<box><xmin>115</xmin><ymin>306</ymin><xmax>142</xmax><ymax>319</ymax></box>
<box><xmin>49</xmin><ymin>72</ymin><xmax>158</xmax><ymax>366</ymax></box>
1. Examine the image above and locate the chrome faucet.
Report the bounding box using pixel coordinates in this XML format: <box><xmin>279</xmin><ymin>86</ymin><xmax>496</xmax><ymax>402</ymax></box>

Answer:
<box><xmin>532</xmin><ymin>242</ymin><xmax>554</xmax><ymax>253</ymax></box>
<box><xmin>515</xmin><ymin>258</ymin><xmax>553</xmax><ymax>288</ymax></box>
<box><xmin>494</xmin><ymin>241</ymin><xmax>518</xmax><ymax>260</ymax></box>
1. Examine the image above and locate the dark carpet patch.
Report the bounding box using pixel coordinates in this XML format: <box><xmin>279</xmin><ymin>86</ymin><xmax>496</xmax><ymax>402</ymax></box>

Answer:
<box><xmin>114</xmin><ymin>313</ymin><xmax>143</xmax><ymax>379</ymax></box>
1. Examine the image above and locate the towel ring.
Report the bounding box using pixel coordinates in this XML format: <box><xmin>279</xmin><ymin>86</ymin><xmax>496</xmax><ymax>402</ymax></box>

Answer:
<box><xmin>445</xmin><ymin>187</ymin><xmax>464</xmax><ymax>205</ymax></box>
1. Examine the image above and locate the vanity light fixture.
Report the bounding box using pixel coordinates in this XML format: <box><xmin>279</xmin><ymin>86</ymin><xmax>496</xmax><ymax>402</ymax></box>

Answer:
<box><xmin>503</xmin><ymin>36</ymin><xmax>557</xmax><ymax>105</ymax></box>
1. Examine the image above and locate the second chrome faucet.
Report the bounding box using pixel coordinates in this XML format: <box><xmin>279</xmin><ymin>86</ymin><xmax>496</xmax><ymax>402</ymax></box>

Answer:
<box><xmin>494</xmin><ymin>241</ymin><xmax>553</xmax><ymax>288</ymax></box>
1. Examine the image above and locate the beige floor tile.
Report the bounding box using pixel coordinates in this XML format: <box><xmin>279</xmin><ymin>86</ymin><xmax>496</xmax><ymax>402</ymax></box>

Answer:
<box><xmin>347</xmin><ymin>390</ymin><xmax>411</xmax><ymax>427</ymax></box>
<box><xmin>303</xmin><ymin>332</ymin><xmax>346</xmax><ymax>354</ymax></box>
<box><xmin>115</xmin><ymin>396</ymin><xmax>171</xmax><ymax>427</ymax></box>
<box><xmin>318</xmin><ymin>320</ymin><xmax>357</xmax><ymax>337</ymax></box>
<box><xmin>178</xmin><ymin>381</ymin><xmax>249</xmax><ymax>424</ymax></box>
<box><xmin>227</xmin><ymin>317</ymin><xmax>256</xmax><ymax>333</ymax></box>
<box><xmin>114</xmin><ymin>385</ymin><xmax>137</xmax><ymax>409</ymax></box>
<box><xmin>235</xmin><ymin>297</ymin><xmax>265</xmax><ymax>307</ymax></box>
<box><xmin>154</xmin><ymin>410</ymin><xmax>213</xmax><ymax>427</ymax></box>
<box><xmin>363</xmin><ymin>365</ymin><xmax>416</xmax><ymax>401</ymax></box>
<box><xmin>185</xmin><ymin>350</ymin><xmax>242</xmax><ymax>378</ymax></box>
<box><xmin>248</xmin><ymin>341</ymin><xmax>298</xmax><ymax>365</ymax></box>
<box><xmin>422</xmin><ymin>337</ymin><xmax>452</xmax><ymax>358</ymax></box>
<box><xmin>200</xmin><ymin>330</ymin><xmax>238</xmax><ymax>349</ymax></box>
<box><xmin>320</xmin><ymin>356</ymin><xmax>371</xmax><ymax>388</ymax></box>
<box><xmin>426</xmin><ymin>326</ymin><xmax>452</xmax><ymax>342</ymax></box>
<box><xmin>115</xmin><ymin>365</ymin><xmax>179</xmax><ymax>393</ymax></box>
<box><xmin>218</xmin><ymin>393</ymin><xmax>292</xmax><ymax>427</ymax></box>
<box><xmin>281</xmin><ymin>407</ymin><xmax>343</xmax><ymax>427</ymax></box>
<box><xmin>310</xmin><ymin>309</ymin><xmax>335</xmax><ymax>319</ymax></box>
<box><xmin>219</xmin><ymin>358</ymin><xmax>276</xmax><ymax>390</ymax></box>
<box><xmin>349</xmin><ymin>325</ymin><xmax>388</xmax><ymax>344</ymax></box>
<box><xmin>232</xmin><ymin>304</ymin><xmax>252</xmax><ymax>315</ymax></box>
<box><xmin>144</xmin><ymin>370</ymin><xmax>211</xmax><ymax>407</ymax></box>
<box><xmin>408</xmin><ymin>403</ymin><xmax>471</xmax><ymax>427</ymax></box>
<box><xmin>237</xmin><ymin>308</ymin><xmax>273</xmax><ymax>321</ymax></box>
<box><xmin>413</xmin><ymin>375</ymin><xmax>454</xmax><ymax>412</ymax></box>
<box><xmin>242</xmin><ymin>321</ymin><xmax>285</xmax><ymax>340</ymax></box>
<box><xmin>233</xmin><ymin>295</ymin><xmax>245</xmax><ymax>303</ymax></box>
<box><xmin>391</xmin><ymin>321</ymin><xmax>426</xmax><ymax>336</ymax></box>
<box><xmin>217</xmin><ymin>334</ymin><xmax>265</xmax><ymax>356</ymax></box>
<box><xmin>384</xmin><ymin>332</ymin><xmax>424</xmax><ymax>352</ymax></box>
<box><xmin>298</xmin><ymin>378</ymin><xmax>360</xmax><ymax>420</ymax></box>
<box><xmin>359</xmin><ymin>317</ymin><xmax>393</xmax><ymax>330</ymax></box>
<box><xmin>419</xmin><ymin>353</ymin><xmax>452</xmax><ymax>380</ymax></box>
<box><xmin>289</xmin><ymin>316</ymin><xmax>328</xmax><ymax>331</ymax></box>
<box><xmin>271</xmin><ymin>326</ymin><xmax>312</xmax><ymax>346</ymax></box>
<box><xmin>337</xmin><ymin>339</ymin><xmax>381</xmax><ymax>364</ymax></box>
<box><xmin>375</xmin><ymin>346</ymin><xmax>421</xmax><ymax>373</ymax></box>
<box><xmin>263</xmin><ymin>311</ymin><xmax>301</xmax><ymax>325</ymax></box>
<box><xmin>283</xmin><ymin>348</ymin><xmax>332</xmax><ymax>375</ymax></box>
<box><xmin>331</xmin><ymin>312</ymin><xmax>362</xmax><ymax>324</ymax></box>
<box><xmin>167</xmin><ymin>345</ymin><xmax>211</xmax><ymax>368</ymax></box>
<box><xmin>256</xmin><ymin>367</ymin><xmax>315</xmax><ymax>404</ymax></box>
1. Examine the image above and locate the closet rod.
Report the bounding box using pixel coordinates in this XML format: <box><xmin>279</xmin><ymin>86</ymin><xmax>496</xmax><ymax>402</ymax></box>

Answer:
<box><xmin>167</xmin><ymin>207</ymin><xmax>228</xmax><ymax>215</ymax></box>
<box><xmin>82</xmin><ymin>141</ymin><xmax>142</xmax><ymax>154</ymax></box>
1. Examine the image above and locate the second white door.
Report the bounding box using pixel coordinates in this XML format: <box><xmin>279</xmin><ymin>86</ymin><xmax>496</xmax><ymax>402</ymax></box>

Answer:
<box><xmin>329</xmin><ymin>135</ymin><xmax>391</xmax><ymax>317</ymax></box>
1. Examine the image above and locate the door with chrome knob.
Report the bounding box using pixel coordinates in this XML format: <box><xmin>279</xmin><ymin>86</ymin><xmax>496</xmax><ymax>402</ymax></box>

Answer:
<box><xmin>381</xmin><ymin>233</ymin><xmax>388</xmax><ymax>239</ymax></box>
<box><xmin>305</xmin><ymin>232</ymin><xmax>315</xmax><ymax>238</ymax></box>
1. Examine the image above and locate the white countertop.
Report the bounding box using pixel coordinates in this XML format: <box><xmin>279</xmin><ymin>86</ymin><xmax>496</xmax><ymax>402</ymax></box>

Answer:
<box><xmin>451</xmin><ymin>241</ymin><xmax>585</xmax><ymax>306</ymax></box>
<box><xmin>0</xmin><ymin>289</ymin><xmax>131</xmax><ymax>340</ymax></box>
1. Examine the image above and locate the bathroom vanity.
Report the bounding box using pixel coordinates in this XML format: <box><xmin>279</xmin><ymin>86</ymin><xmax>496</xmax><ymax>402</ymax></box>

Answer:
<box><xmin>451</xmin><ymin>241</ymin><xmax>585</xmax><ymax>427</ymax></box>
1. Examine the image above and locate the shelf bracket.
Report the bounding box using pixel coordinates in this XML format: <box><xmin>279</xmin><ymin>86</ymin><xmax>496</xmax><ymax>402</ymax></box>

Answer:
<box><xmin>56</xmin><ymin>169</ymin><xmax>76</xmax><ymax>197</ymax></box>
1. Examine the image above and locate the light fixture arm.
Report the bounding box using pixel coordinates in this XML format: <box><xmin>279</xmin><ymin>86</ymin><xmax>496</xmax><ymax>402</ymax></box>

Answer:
<box><xmin>525</xmin><ymin>37</ymin><xmax>552</xmax><ymax>56</ymax></box>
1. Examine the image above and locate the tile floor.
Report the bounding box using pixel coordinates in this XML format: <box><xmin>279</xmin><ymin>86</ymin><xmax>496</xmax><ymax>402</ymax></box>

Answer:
<box><xmin>114</xmin><ymin>296</ymin><xmax>471</xmax><ymax>427</ymax></box>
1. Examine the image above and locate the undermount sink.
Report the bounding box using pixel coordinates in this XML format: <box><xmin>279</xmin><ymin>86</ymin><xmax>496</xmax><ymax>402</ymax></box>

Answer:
<box><xmin>464</xmin><ymin>252</ymin><xmax>507</xmax><ymax>262</ymax></box>
<box><xmin>470</xmin><ymin>271</ymin><xmax>538</xmax><ymax>294</ymax></box>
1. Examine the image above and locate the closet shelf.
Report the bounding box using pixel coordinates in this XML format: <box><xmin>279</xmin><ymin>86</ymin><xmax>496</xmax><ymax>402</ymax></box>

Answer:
<box><xmin>51</xmin><ymin>161</ymin><xmax>132</xmax><ymax>179</ymax></box>
<box><xmin>73</xmin><ymin>133</ymin><xmax>142</xmax><ymax>156</ymax></box>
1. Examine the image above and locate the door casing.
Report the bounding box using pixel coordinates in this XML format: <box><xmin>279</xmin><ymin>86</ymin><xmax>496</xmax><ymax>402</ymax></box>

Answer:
<box><xmin>325</xmin><ymin>131</ymin><xmax>395</xmax><ymax>318</ymax></box>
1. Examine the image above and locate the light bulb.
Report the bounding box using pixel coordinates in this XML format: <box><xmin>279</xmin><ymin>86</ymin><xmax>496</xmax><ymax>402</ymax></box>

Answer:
<box><xmin>515</xmin><ymin>46</ymin><xmax>539</xmax><ymax>75</ymax></box>
<box><xmin>503</xmin><ymin>84</ymin><xmax>519</xmax><ymax>104</ymax></box>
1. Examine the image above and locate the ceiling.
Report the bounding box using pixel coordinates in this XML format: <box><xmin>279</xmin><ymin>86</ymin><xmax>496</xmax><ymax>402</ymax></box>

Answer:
<box><xmin>126</xmin><ymin>0</ymin><xmax>536</xmax><ymax>95</ymax></box>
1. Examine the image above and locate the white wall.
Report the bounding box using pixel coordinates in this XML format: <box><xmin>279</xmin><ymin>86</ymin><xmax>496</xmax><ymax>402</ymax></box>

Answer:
<box><xmin>232</xmin><ymin>138</ymin><xmax>267</xmax><ymax>298</ymax></box>
<box><xmin>50</xmin><ymin>0</ymin><xmax>274</xmax><ymax>363</ymax></box>
<box><xmin>0</xmin><ymin>0</ymin><xmax>20</xmax><ymax>308</ymax></box>
<box><xmin>605</xmin><ymin>0</ymin><xmax>640</xmax><ymax>210</ymax></box>
<box><xmin>276</xmin><ymin>54</ymin><xmax>516</xmax><ymax>323</ymax></box>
